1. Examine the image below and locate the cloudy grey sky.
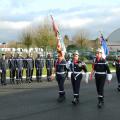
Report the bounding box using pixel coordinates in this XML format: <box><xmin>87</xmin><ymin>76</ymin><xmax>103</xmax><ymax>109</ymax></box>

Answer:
<box><xmin>0</xmin><ymin>0</ymin><xmax>120</xmax><ymax>42</ymax></box>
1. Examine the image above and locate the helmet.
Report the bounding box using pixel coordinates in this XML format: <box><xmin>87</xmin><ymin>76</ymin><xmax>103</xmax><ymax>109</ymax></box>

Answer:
<box><xmin>96</xmin><ymin>48</ymin><xmax>102</xmax><ymax>53</ymax></box>
<box><xmin>73</xmin><ymin>51</ymin><xmax>79</xmax><ymax>55</ymax></box>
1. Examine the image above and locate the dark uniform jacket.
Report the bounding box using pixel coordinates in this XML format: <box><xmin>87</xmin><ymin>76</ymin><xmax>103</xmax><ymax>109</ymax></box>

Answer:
<box><xmin>55</xmin><ymin>59</ymin><xmax>67</xmax><ymax>73</ymax></box>
<box><xmin>24</xmin><ymin>57</ymin><xmax>34</xmax><ymax>69</ymax></box>
<box><xmin>8</xmin><ymin>57</ymin><xmax>16</xmax><ymax>70</ymax></box>
<box><xmin>0</xmin><ymin>58</ymin><xmax>8</xmax><ymax>72</ymax></box>
<box><xmin>15</xmin><ymin>57</ymin><xmax>24</xmax><ymax>70</ymax></box>
<box><xmin>46</xmin><ymin>58</ymin><xmax>54</xmax><ymax>69</ymax></box>
<box><xmin>35</xmin><ymin>57</ymin><xmax>44</xmax><ymax>69</ymax></box>
<box><xmin>70</xmin><ymin>60</ymin><xmax>87</xmax><ymax>73</ymax></box>
<box><xmin>93</xmin><ymin>58</ymin><xmax>111</xmax><ymax>74</ymax></box>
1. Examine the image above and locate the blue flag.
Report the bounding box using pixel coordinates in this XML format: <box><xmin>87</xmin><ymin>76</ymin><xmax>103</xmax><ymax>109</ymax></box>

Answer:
<box><xmin>99</xmin><ymin>34</ymin><xmax>109</xmax><ymax>58</ymax></box>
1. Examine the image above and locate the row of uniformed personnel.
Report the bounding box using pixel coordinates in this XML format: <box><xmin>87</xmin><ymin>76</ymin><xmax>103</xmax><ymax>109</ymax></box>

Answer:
<box><xmin>0</xmin><ymin>52</ymin><xmax>54</xmax><ymax>85</ymax></box>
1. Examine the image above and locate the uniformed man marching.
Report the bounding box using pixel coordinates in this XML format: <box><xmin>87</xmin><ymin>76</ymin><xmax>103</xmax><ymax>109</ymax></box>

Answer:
<box><xmin>70</xmin><ymin>51</ymin><xmax>88</xmax><ymax>105</ymax></box>
<box><xmin>113</xmin><ymin>55</ymin><xmax>120</xmax><ymax>91</ymax></box>
<box><xmin>55</xmin><ymin>52</ymin><xmax>67</xmax><ymax>102</ymax></box>
<box><xmin>0</xmin><ymin>53</ymin><xmax>8</xmax><ymax>85</ymax></box>
<box><xmin>8</xmin><ymin>53</ymin><xmax>16</xmax><ymax>84</ymax></box>
<box><xmin>91</xmin><ymin>48</ymin><xmax>111</xmax><ymax>108</ymax></box>
<box><xmin>24</xmin><ymin>53</ymin><xmax>34</xmax><ymax>83</ymax></box>
<box><xmin>35</xmin><ymin>53</ymin><xmax>44</xmax><ymax>82</ymax></box>
<box><xmin>15</xmin><ymin>52</ymin><xmax>24</xmax><ymax>84</ymax></box>
<box><xmin>46</xmin><ymin>53</ymin><xmax>54</xmax><ymax>82</ymax></box>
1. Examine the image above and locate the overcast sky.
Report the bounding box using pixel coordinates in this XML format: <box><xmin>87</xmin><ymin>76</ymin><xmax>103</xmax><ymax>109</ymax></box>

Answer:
<box><xmin>0</xmin><ymin>0</ymin><xmax>120</xmax><ymax>42</ymax></box>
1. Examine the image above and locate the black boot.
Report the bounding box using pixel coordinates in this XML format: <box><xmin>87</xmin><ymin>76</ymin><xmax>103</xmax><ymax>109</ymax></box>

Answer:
<box><xmin>3</xmin><ymin>82</ymin><xmax>7</xmax><ymax>86</ymax></box>
<box><xmin>57</xmin><ymin>95</ymin><xmax>66</xmax><ymax>103</ymax></box>
<box><xmin>12</xmin><ymin>79</ymin><xmax>15</xmax><ymax>84</ymax></box>
<box><xmin>72</xmin><ymin>98</ymin><xmax>79</xmax><ymax>105</ymax></box>
<box><xmin>39</xmin><ymin>77</ymin><xmax>42</xmax><ymax>82</ymax></box>
<box><xmin>97</xmin><ymin>97</ymin><xmax>104</xmax><ymax>108</ymax></box>
<box><xmin>117</xmin><ymin>85</ymin><xmax>120</xmax><ymax>92</ymax></box>
<box><xmin>10</xmin><ymin>79</ymin><xmax>12</xmax><ymax>84</ymax></box>
<box><xmin>21</xmin><ymin>79</ymin><xmax>23</xmax><ymax>83</ymax></box>
<box><xmin>16</xmin><ymin>80</ymin><xmax>20</xmax><ymax>84</ymax></box>
<box><xmin>28</xmin><ymin>80</ymin><xmax>32</xmax><ymax>83</ymax></box>
<box><xmin>47</xmin><ymin>77</ymin><xmax>51</xmax><ymax>82</ymax></box>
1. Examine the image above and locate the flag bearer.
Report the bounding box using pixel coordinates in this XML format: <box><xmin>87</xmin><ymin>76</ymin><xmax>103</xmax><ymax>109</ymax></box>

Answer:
<box><xmin>55</xmin><ymin>51</ymin><xmax>67</xmax><ymax>102</ymax></box>
<box><xmin>92</xmin><ymin>48</ymin><xmax>112</xmax><ymax>108</ymax></box>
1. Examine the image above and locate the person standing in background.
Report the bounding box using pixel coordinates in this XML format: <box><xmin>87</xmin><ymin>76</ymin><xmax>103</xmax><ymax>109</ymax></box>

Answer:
<box><xmin>0</xmin><ymin>53</ymin><xmax>8</xmax><ymax>85</ymax></box>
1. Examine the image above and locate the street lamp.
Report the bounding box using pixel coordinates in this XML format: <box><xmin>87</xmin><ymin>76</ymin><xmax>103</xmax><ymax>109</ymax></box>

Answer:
<box><xmin>2</xmin><ymin>42</ymin><xmax>6</xmax><ymax>51</ymax></box>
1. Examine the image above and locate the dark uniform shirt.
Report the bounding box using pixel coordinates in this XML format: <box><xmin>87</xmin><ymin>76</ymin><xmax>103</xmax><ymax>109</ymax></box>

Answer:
<box><xmin>55</xmin><ymin>59</ymin><xmax>67</xmax><ymax>73</ymax></box>
<box><xmin>70</xmin><ymin>61</ymin><xmax>87</xmax><ymax>73</ymax></box>
<box><xmin>46</xmin><ymin>58</ymin><xmax>54</xmax><ymax>69</ymax></box>
<box><xmin>94</xmin><ymin>58</ymin><xmax>110</xmax><ymax>73</ymax></box>
<box><xmin>24</xmin><ymin>57</ymin><xmax>34</xmax><ymax>69</ymax></box>
<box><xmin>8</xmin><ymin>57</ymin><xmax>16</xmax><ymax>69</ymax></box>
<box><xmin>15</xmin><ymin>57</ymin><xmax>24</xmax><ymax>70</ymax></box>
<box><xmin>0</xmin><ymin>58</ymin><xmax>8</xmax><ymax>71</ymax></box>
<box><xmin>35</xmin><ymin>57</ymin><xmax>44</xmax><ymax>69</ymax></box>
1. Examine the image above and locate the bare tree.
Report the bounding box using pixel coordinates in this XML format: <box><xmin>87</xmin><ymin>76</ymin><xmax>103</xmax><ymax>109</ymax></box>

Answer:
<box><xmin>64</xmin><ymin>34</ymin><xmax>70</xmax><ymax>47</ymax></box>
<box><xmin>73</xmin><ymin>30</ymin><xmax>90</xmax><ymax>49</ymax></box>
<box><xmin>21</xmin><ymin>29</ymin><xmax>33</xmax><ymax>51</ymax></box>
<box><xmin>34</xmin><ymin>18</ymin><xmax>56</xmax><ymax>51</ymax></box>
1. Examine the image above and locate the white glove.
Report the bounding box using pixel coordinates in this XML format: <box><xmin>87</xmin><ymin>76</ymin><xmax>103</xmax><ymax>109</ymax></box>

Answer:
<box><xmin>107</xmin><ymin>74</ymin><xmax>112</xmax><ymax>81</ymax></box>
<box><xmin>66</xmin><ymin>61</ymin><xmax>71</xmax><ymax>69</ymax></box>
<box><xmin>0</xmin><ymin>70</ymin><xmax>2</xmax><ymax>73</ymax></box>
<box><xmin>78</xmin><ymin>63</ymin><xmax>82</xmax><ymax>67</ymax></box>
<box><xmin>112</xmin><ymin>62</ymin><xmax>115</xmax><ymax>66</ymax></box>
<box><xmin>68</xmin><ymin>72</ymin><xmax>71</xmax><ymax>78</ymax></box>
<box><xmin>85</xmin><ymin>72</ymin><xmax>89</xmax><ymax>84</ymax></box>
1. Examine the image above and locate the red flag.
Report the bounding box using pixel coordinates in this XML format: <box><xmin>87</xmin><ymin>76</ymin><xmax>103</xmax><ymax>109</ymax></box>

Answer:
<box><xmin>51</xmin><ymin>15</ymin><xmax>59</xmax><ymax>37</ymax></box>
<box><xmin>51</xmin><ymin>15</ymin><xmax>63</xmax><ymax>56</ymax></box>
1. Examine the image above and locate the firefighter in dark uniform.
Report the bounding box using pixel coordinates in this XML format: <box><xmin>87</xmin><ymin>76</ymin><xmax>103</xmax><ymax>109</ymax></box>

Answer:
<box><xmin>113</xmin><ymin>55</ymin><xmax>120</xmax><ymax>91</ymax></box>
<box><xmin>8</xmin><ymin>53</ymin><xmax>16</xmax><ymax>84</ymax></box>
<box><xmin>35</xmin><ymin>53</ymin><xmax>44</xmax><ymax>82</ymax></box>
<box><xmin>15</xmin><ymin>52</ymin><xmax>24</xmax><ymax>84</ymax></box>
<box><xmin>46</xmin><ymin>53</ymin><xmax>54</xmax><ymax>81</ymax></box>
<box><xmin>24</xmin><ymin>53</ymin><xmax>34</xmax><ymax>83</ymax></box>
<box><xmin>70</xmin><ymin>51</ymin><xmax>88</xmax><ymax>105</ymax></box>
<box><xmin>55</xmin><ymin>52</ymin><xmax>67</xmax><ymax>102</ymax></box>
<box><xmin>30</xmin><ymin>53</ymin><xmax>34</xmax><ymax>81</ymax></box>
<box><xmin>92</xmin><ymin>48</ymin><xmax>111</xmax><ymax>108</ymax></box>
<box><xmin>0</xmin><ymin>53</ymin><xmax>8</xmax><ymax>85</ymax></box>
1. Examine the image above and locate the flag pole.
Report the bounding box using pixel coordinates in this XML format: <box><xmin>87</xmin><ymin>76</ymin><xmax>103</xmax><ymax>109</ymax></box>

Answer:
<box><xmin>50</xmin><ymin>15</ymin><xmax>66</xmax><ymax>58</ymax></box>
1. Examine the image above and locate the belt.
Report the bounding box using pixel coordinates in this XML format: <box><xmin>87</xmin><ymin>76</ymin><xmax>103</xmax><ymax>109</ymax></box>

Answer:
<box><xmin>73</xmin><ymin>72</ymin><xmax>82</xmax><ymax>80</ymax></box>
<box><xmin>95</xmin><ymin>72</ymin><xmax>106</xmax><ymax>74</ymax></box>
<box><xmin>94</xmin><ymin>63</ymin><xmax>107</xmax><ymax>65</ymax></box>
<box><xmin>73</xmin><ymin>72</ymin><xmax>82</xmax><ymax>74</ymax></box>
<box><xmin>56</xmin><ymin>72</ymin><xmax>65</xmax><ymax>74</ymax></box>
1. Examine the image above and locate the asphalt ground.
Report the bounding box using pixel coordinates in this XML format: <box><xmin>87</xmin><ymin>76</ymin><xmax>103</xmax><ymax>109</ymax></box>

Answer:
<box><xmin>0</xmin><ymin>73</ymin><xmax>120</xmax><ymax>120</ymax></box>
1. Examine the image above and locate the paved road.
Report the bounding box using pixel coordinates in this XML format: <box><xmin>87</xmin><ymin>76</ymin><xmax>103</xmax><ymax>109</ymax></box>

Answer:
<box><xmin>0</xmin><ymin>73</ymin><xmax>120</xmax><ymax>120</ymax></box>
